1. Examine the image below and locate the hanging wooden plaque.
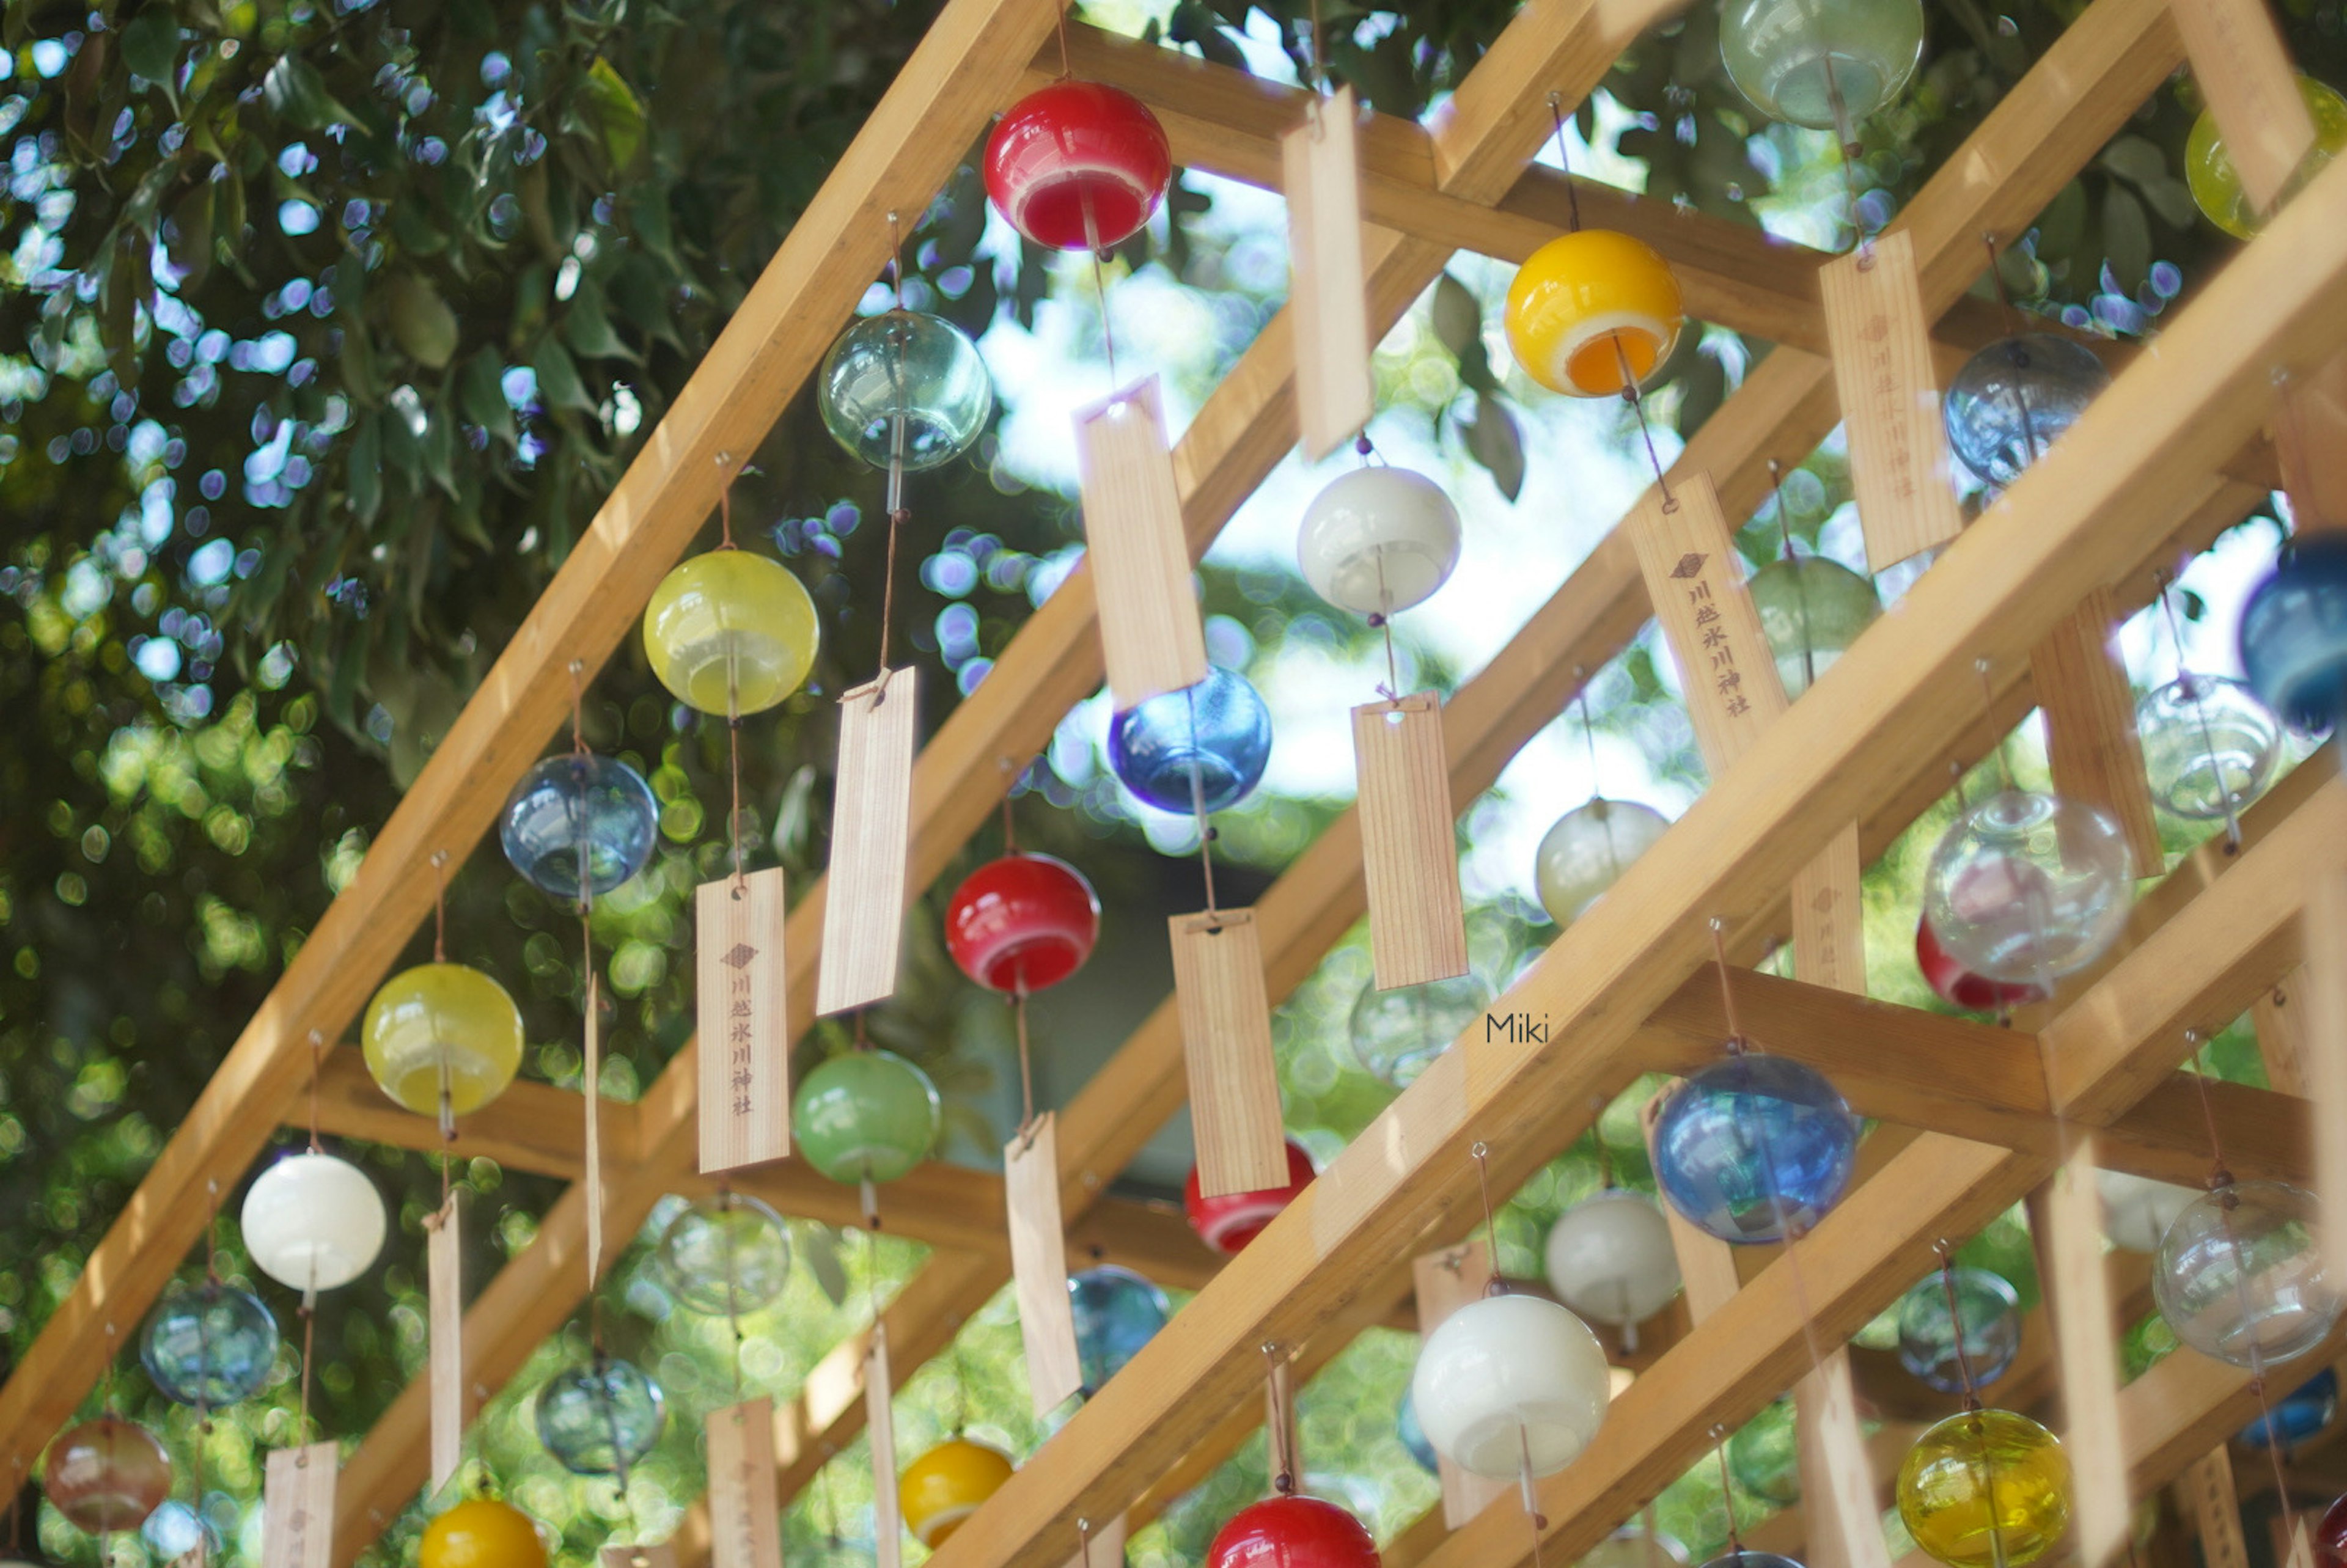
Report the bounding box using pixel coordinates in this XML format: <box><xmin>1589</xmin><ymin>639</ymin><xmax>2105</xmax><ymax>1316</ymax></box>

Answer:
<box><xmin>1820</xmin><ymin>230</ymin><xmax>1964</xmax><ymax>574</ymax></box>
<box><xmin>1062</xmin><ymin>1515</ymin><xmax>1128</xmax><ymax>1568</ymax></box>
<box><xmin>1169</xmin><ymin>909</ymin><xmax>1288</xmax><ymax>1197</ymax></box>
<box><xmin>2279</xmin><ymin>353</ymin><xmax>2347</xmax><ymax>534</ymax></box>
<box><xmin>818</xmin><ymin>667</ymin><xmax>919</xmax><ymax>1017</ymax></box>
<box><xmin>866</xmin><ymin>1324</ymin><xmax>902</xmax><ymax>1568</ymax></box>
<box><xmin>1793</xmin><ymin>1352</ymin><xmax>1889</xmax><ymax>1568</ymax></box>
<box><xmin>2180</xmin><ymin>1448</ymin><xmax>2251</xmax><ymax>1568</ymax></box>
<box><xmin>262</xmin><ymin>1444</ymin><xmax>337</xmax><ymax>1568</ymax></box>
<box><xmin>706</xmin><ymin>1399</ymin><xmax>784</xmax><ymax>1568</ymax></box>
<box><xmin>1626</xmin><ymin>472</ymin><xmax>1790</xmax><ymax>774</ymax></box>
<box><xmin>603</xmin><ymin>1547</ymin><xmax>678</xmax><ymax>1568</ymax></box>
<box><xmin>1282</xmin><ymin>86</ymin><xmax>1373</xmax><ymax>460</ymax></box>
<box><xmin>2304</xmin><ymin>871</ymin><xmax>2347</xmax><ymax>1284</ymax></box>
<box><xmin>2029</xmin><ymin>586</ymin><xmax>2162</xmax><ymax>872</ymax></box>
<box><xmin>427</xmin><ymin>1195</ymin><xmax>463</xmax><ymax>1493</ymax></box>
<box><xmin>2042</xmin><ymin>1144</ymin><xmax>2129</xmax><ymax>1568</ymax></box>
<box><xmin>1637</xmin><ymin>1091</ymin><xmax>1741</xmax><ymax>1321</ymax></box>
<box><xmin>2172</xmin><ymin>0</ymin><xmax>2317</xmax><ymax>216</ymax></box>
<box><xmin>1411</xmin><ymin>1243</ymin><xmax>1508</xmax><ymax>1528</ymax></box>
<box><xmin>1074</xmin><ymin>378</ymin><xmax>1208</xmax><ymax>708</ymax></box>
<box><xmin>1354</xmin><ymin>694</ymin><xmax>1467</xmax><ymax>990</ymax></box>
<box><xmin>1006</xmin><ymin>1114</ymin><xmax>1084</xmax><ymax>1416</ymax></box>
<box><xmin>1790</xmin><ymin>823</ymin><xmax>1866</xmax><ymax>996</ymax></box>
<box><xmin>699</xmin><ymin>866</ymin><xmax>791</xmax><ymax>1174</ymax></box>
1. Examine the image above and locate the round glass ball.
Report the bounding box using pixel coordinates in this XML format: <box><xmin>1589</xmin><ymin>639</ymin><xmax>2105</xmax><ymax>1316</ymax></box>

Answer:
<box><xmin>1206</xmin><ymin>1495</ymin><xmax>1379</xmax><ymax>1568</ymax></box>
<box><xmin>1896</xmin><ymin>1267</ymin><xmax>2022</xmax><ymax>1393</ymax></box>
<box><xmin>792</xmin><ymin>1051</ymin><xmax>941</xmax><ymax>1185</ymax></box>
<box><xmin>1728</xmin><ymin>1399</ymin><xmax>1802</xmax><ymax>1505</ymax></box>
<box><xmin>2239</xmin><ymin>533</ymin><xmax>2347</xmax><ymax>733</ymax></box>
<box><xmin>1698</xmin><ymin>1552</ymin><xmax>1804</xmax><ymax>1568</ymax></box>
<box><xmin>944</xmin><ymin>852</ymin><xmax>1101</xmax><ymax>994</ymax></box>
<box><xmin>1543</xmin><ymin>1189</ymin><xmax>1683</xmax><ymax>1327</ymax></box>
<box><xmin>642</xmin><ymin>550</ymin><xmax>820</xmax><ymax>717</ymax></box>
<box><xmin>1349</xmin><ymin>969</ymin><xmax>1488</xmax><ymax>1088</ymax></box>
<box><xmin>2239</xmin><ymin>1366</ymin><xmax>2338</xmax><ymax>1449</ymax></box>
<box><xmin>1185</xmin><ymin>1138</ymin><xmax>1317</xmax><ymax>1254</ymax></box>
<box><xmin>1070</xmin><ymin>1265</ymin><xmax>1170</xmax><ymax>1393</ymax></box>
<box><xmin>1397</xmin><ymin>1388</ymin><xmax>1438</xmax><ymax>1473</ymax></box>
<box><xmin>1506</xmin><ymin>230</ymin><xmax>1684</xmax><ymax>398</ymax></box>
<box><xmin>1721</xmin><ymin>0</ymin><xmax>1925</xmax><ymax>128</ymax></box>
<box><xmin>1537</xmin><ymin>798</ymin><xmax>1672</xmax><ymax>926</ymax></box>
<box><xmin>1942</xmin><ymin>334</ymin><xmax>2112</xmax><ymax>489</ymax></box>
<box><xmin>242</xmin><ymin>1150</ymin><xmax>387</xmax><ymax>1293</ymax></box>
<box><xmin>421</xmin><ymin>1500</ymin><xmax>548</xmax><ymax>1568</ymax></box>
<box><xmin>536</xmin><ymin>1357</ymin><xmax>667</xmax><ymax>1476</ymax></box>
<box><xmin>2320</xmin><ymin>1492</ymin><xmax>2347</xmax><ymax>1568</ymax></box>
<box><xmin>817</xmin><ymin>311</ymin><xmax>993</xmax><ymax>471</ymax></box>
<box><xmin>44</xmin><ymin>1416</ymin><xmax>171</xmax><ymax>1534</ymax></box>
<box><xmin>2098</xmin><ymin>1168</ymin><xmax>2200</xmax><ymax>1254</ymax></box>
<box><xmin>2135</xmin><ymin>674</ymin><xmax>2281</xmax><ymax>820</ymax></box>
<box><xmin>1915</xmin><ymin>913</ymin><xmax>2051</xmax><ymax>1015</ymax></box>
<box><xmin>1296</xmin><ymin>467</ymin><xmax>1463</xmax><ymax>618</ymax></box>
<box><xmin>1579</xmin><ymin>1526</ymin><xmax>1688</xmax><ymax>1568</ymax></box>
<box><xmin>362</xmin><ymin>961</ymin><xmax>526</xmax><ymax>1119</ymax></box>
<box><xmin>1897</xmin><ymin>1409</ymin><xmax>2070</xmax><ymax>1568</ymax></box>
<box><xmin>2153</xmin><ymin>1179</ymin><xmax>2341</xmax><ymax>1368</ymax></box>
<box><xmin>1921</xmin><ymin>789</ymin><xmax>2135</xmax><ymax>986</ymax></box>
<box><xmin>1410</xmin><ymin>1292</ymin><xmax>1611</xmax><ymax>1478</ymax></box>
<box><xmin>2187</xmin><ymin>76</ymin><xmax>2347</xmax><ymax>240</ymax></box>
<box><xmin>900</xmin><ymin>1437</ymin><xmax>1014</xmax><ymax>1548</ymax></box>
<box><xmin>656</xmin><ymin>1191</ymin><xmax>793</xmax><ymax>1316</ymax></box>
<box><xmin>984</xmin><ymin>81</ymin><xmax>1172</xmax><ymax>252</ymax></box>
<box><xmin>1748</xmin><ymin>555</ymin><xmax>1882</xmax><ymax>697</ymax></box>
<box><xmin>141</xmin><ymin>1280</ymin><xmax>279</xmax><ymax>1406</ymax></box>
<box><xmin>1651</xmin><ymin>1055</ymin><xmax>1860</xmax><ymax>1244</ymax></box>
<box><xmin>1109</xmin><ymin>668</ymin><xmax>1273</xmax><ymax>815</ymax></box>
<box><xmin>499</xmin><ymin>752</ymin><xmax>660</xmax><ymax>901</ymax></box>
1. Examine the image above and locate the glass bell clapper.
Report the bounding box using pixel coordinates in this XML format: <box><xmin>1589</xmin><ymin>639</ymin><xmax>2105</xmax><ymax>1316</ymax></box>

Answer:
<box><xmin>818</xmin><ymin>309</ymin><xmax>993</xmax><ymax>472</ymax></box>
<box><xmin>2239</xmin><ymin>532</ymin><xmax>2347</xmax><ymax>734</ymax></box>
<box><xmin>499</xmin><ymin>751</ymin><xmax>661</xmax><ymax>902</ymax></box>
<box><xmin>642</xmin><ymin>548</ymin><xmax>820</xmax><ymax>719</ymax></box>
<box><xmin>1897</xmin><ymin>1407</ymin><xmax>2071</xmax><ymax>1568</ymax></box>
<box><xmin>2187</xmin><ymin>75</ymin><xmax>2347</xmax><ymax>239</ymax></box>
<box><xmin>1651</xmin><ymin>1052</ymin><xmax>1860</xmax><ymax>1244</ymax></box>
<box><xmin>1896</xmin><ymin>1266</ymin><xmax>2022</xmax><ymax>1393</ymax></box>
<box><xmin>1108</xmin><ymin>667</ymin><xmax>1273</xmax><ymax>814</ymax></box>
<box><xmin>1349</xmin><ymin>967</ymin><xmax>1488</xmax><ymax>1088</ymax></box>
<box><xmin>1296</xmin><ymin>464</ymin><xmax>1463</xmax><ymax>619</ymax></box>
<box><xmin>535</xmin><ymin>1354</ymin><xmax>668</xmax><ymax>1476</ymax></box>
<box><xmin>656</xmin><ymin>1191</ymin><xmax>793</xmax><ymax>1316</ymax></box>
<box><xmin>1720</xmin><ymin>0</ymin><xmax>1924</xmax><ymax>130</ymax></box>
<box><xmin>1069</xmin><ymin>1265</ymin><xmax>1170</xmax><ymax>1393</ymax></box>
<box><xmin>1942</xmin><ymin>334</ymin><xmax>2112</xmax><ymax>490</ymax></box>
<box><xmin>2152</xmin><ymin>1178</ymin><xmax>2340</xmax><ymax>1369</ymax></box>
<box><xmin>141</xmin><ymin>1279</ymin><xmax>281</xmax><ymax>1406</ymax></box>
<box><xmin>985</xmin><ymin>80</ymin><xmax>1172</xmax><ymax>252</ymax></box>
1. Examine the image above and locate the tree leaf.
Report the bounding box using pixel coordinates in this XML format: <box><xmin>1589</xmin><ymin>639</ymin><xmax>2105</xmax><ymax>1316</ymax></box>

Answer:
<box><xmin>562</xmin><ymin>277</ymin><xmax>632</xmax><ymax>362</ymax></box>
<box><xmin>531</xmin><ymin>336</ymin><xmax>597</xmax><ymax>414</ymax></box>
<box><xmin>460</xmin><ymin>348</ymin><xmax>518</xmax><ymax>447</ymax></box>
<box><xmin>1431</xmin><ymin>273</ymin><xmax>1480</xmax><ymax>359</ymax></box>
<box><xmin>1461</xmin><ymin>392</ymin><xmax>1525</xmax><ymax>502</ymax></box>
<box><xmin>384</xmin><ymin>273</ymin><xmax>460</xmax><ymax>370</ymax></box>
<box><xmin>2099</xmin><ymin>183</ymin><xmax>2150</xmax><ymax>295</ymax></box>
<box><xmin>262</xmin><ymin>54</ymin><xmax>357</xmax><ymax>131</ymax></box>
<box><xmin>165</xmin><ymin>182</ymin><xmax>214</xmax><ymax>294</ymax></box>
<box><xmin>348</xmin><ymin>412</ymin><xmax>383</xmax><ymax>525</ymax></box>
<box><xmin>576</xmin><ymin>57</ymin><xmax>648</xmax><ymax>174</ymax></box>
<box><xmin>2099</xmin><ymin>134</ymin><xmax>2168</xmax><ymax>192</ymax></box>
<box><xmin>120</xmin><ymin>8</ymin><xmax>181</xmax><ymax>87</ymax></box>
<box><xmin>797</xmin><ymin>1223</ymin><xmax>848</xmax><ymax>1306</ymax></box>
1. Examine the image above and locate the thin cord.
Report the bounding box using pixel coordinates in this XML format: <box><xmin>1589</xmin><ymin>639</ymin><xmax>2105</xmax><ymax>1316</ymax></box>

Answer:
<box><xmin>1307</xmin><ymin>0</ymin><xmax>1326</xmax><ymax>94</ymax></box>
<box><xmin>1013</xmin><ymin>986</ymin><xmax>1038</xmax><ymax>1139</ymax></box>
<box><xmin>1824</xmin><ymin>62</ymin><xmax>1873</xmax><ymax>262</ymax></box>
<box><xmin>1934</xmin><ymin>1240</ymin><xmax>1984</xmax><ymax>1412</ymax></box>
<box><xmin>2158</xmin><ymin>573</ymin><xmax>2245</xmax><ymax>852</ymax></box>
<box><xmin>1545</xmin><ymin>93</ymin><xmax>1583</xmax><ymax>233</ymax></box>
<box><xmin>1188</xmin><ymin>691</ymin><xmax>1219</xmax><ymax>914</ymax></box>
<box><xmin>1708</xmin><ymin>920</ymin><xmax>1749</xmax><ymax>1052</ymax></box>
<box><xmin>306</xmin><ymin>1029</ymin><xmax>322</xmax><ymax>1152</ymax></box>
<box><xmin>1615</xmin><ymin>339</ymin><xmax>1675</xmax><ymax>507</ymax></box>
<box><xmin>1975</xmin><ymin>659</ymin><xmax>2018</xmax><ymax>794</ymax></box>
<box><xmin>1262</xmin><ymin>1343</ymin><xmax>1296</xmax><ymax>1494</ymax></box>
<box><xmin>1055</xmin><ymin>0</ymin><xmax>1073</xmax><ymax>78</ymax></box>
<box><xmin>1711</xmin><ymin>1429</ymin><xmax>1743</xmax><ymax>1551</ymax></box>
<box><xmin>1470</xmin><ymin>1142</ymin><xmax>1507</xmax><ymax>1295</ymax></box>
<box><xmin>430</xmin><ymin>849</ymin><xmax>449</xmax><ymax>962</ymax></box>
<box><xmin>1091</xmin><ymin>251</ymin><xmax>1119</xmax><ymax>381</ymax></box>
<box><xmin>568</xmin><ymin>659</ymin><xmax>587</xmax><ymax>756</ymax></box>
<box><xmin>1769</xmin><ymin>460</ymin><xmax>1798</xmax><ymax>562</ymax></box>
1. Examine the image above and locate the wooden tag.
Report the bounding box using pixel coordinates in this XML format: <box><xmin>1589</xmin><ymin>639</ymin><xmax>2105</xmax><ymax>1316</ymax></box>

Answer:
<box><xmin>818</xmin><ymin>667</ymin><xmax>919</xmax><ymax>1017</ymax></box>
<box><xmin>1063</xmin><ymin>1516</ymin><xmax>1128</xmax><ymax>1568</ymax></box>
<box><xmin>707</xmin><ymin>1400</ymin><xmax>783</xmax><ymax>1568</ymax></box>
<box><xmin>2279</xmin><ymin>353</ymin><xmax>2347</xmax><ymax>533</ymax></box>
<box><xmin>866</xmin><ymin>1324</ymin><xmax>902</xmax><ymax>1568</ymax></box>
<box><xmin>2303</xmin><ymin>872</ymin><xmax>2347</xmax><ymax>1285</ymax></box>
<box><xmin>1625</xmin><ymin>472</ymin><xmax>1790</xmax><ymax>774</ymax></box>
<box><xmin>2029</xmin><ymin>586</ymin><xmax>2162</xmax><ymax>872</ymax></box>
<box><xmin>1820</xmin><ymin>230</ymin><xmax>1964</xmax><ymax>573</ymax></box>
<box><xmin>2255</xmin><ymin>967</ymin><xmax>2312</xmax><ymax>1096</ymax></box>
<box><xmin>1637</xmin><ymin>1091</ymin><xmax>1741</xmax><ymax>1321</ymax></box>
<box><xmin>1169</xmin><ymin>909</ymin><xmax>1289</xmax><ymax>1197</ymax></box>
<box><xmin>262</xmin><ymin>1444</ymin><xmax>337</xmax><ymax>1568</ymax></box>
<box><xmin>2172</xmin><ymin>0</ymin><xmax>2318</xmax><ymax>216</ymax></box>
<box><xmin>1282</xmin><ymin>87</ymin><xmax>1373</xmax><ymax>460</ymax></box>
<box><xmin>1074</xmin><ymin>378</ymin><xmax>1208</xmax><ymax>708</ymax></box>
<box><xmin>603</xmin><ymin>1547</ymin><xmax>678</xmax><ymax>1568</ymax></box>
<box><xmin>2180</xmin><ymin>1448</ymin><xmax>2250</xmax><ymax>1568</ymax></box>
<box><xmin>1412</xmin><ymin>1244</ymin><xmax>1508</xmax><ymax>1528</ymax></box>
<box><xmin>427</xmin><ymin>1196</ymin><xmax>463</xmax><ymax>1493</ymax></box>
<box><xmin>1793</xmin><ymin>1353</ymin><xmax>1890</xmax><ymax>1568</ymax></box>
<box><xmin>2043</xmin><ymin>1145</ymin><xmax>2129</xmax><ymax>1568</ymax></box>
<box><xmin>1790</xmin><ymin>824</ymin><xmax>1866</xmax><ymax>996</ymax></box>
<box><xmin>1354</xmin><ymin>694</ymin><xmax>1467</xmax><ymax>990</ymax></box>
<box><xmin>1006</xmin><ymin>1114</ymin><xmax>1084</xmax><ymax>1415</ymax></box>
<box><xmin>698</xmin><ymin>867</ymin><xmax>791</xmax><ymax>1173</ymax></box>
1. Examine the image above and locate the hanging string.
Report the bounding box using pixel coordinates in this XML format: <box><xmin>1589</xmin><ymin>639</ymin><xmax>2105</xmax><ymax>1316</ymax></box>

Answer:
<box><xmin>1769</xmin><ymin>460</ymin><xmax>1798</xmax><ymax>562</ymax></box>
<box><xmin>1262</xmin><ymin>1342</ymin><xmax>1296</xmax><ymax>1495</ymax></box>
<box><xmin>1469</xmin><ymin>1142</ymin><xmax>1508</xmax><ymax>1297</ymax></box>
<box><xmin>1558</xmin><ymin>77</ymin><xmax>1670</xmax><ymax>503</ymax></box>
<box><xmin>1710</xmin><ymin>1427</ymin><xmax>1743</xmax><ymax>1553</ymax></box>
<box><xmin>999</xmin><ymin>755</ymin><xmax>1023</xmax><ymax>855</ymax></box>
<box><xmin>1545</xmin><ymin>93</ymin><xmax>1584</xmax><ymax>234</ymax></box>
<box><xmin>2156</xmin><ymin>570</ymin><xmax>2246</xmax><ymax>854</ymax></box>
<box><xmin>1934</xmin><ymin>1241</ymin><xmax>1985</xmax><ymax>1411</ymax></box>
<box><xmin>1708</xmin><ymin>920</ymin><xmax>1749</xmax><ymax>1053</ymax></box>
<box><xmin>1081</xmin><ymin>183</ymin><xmax>1121</xmax><ymax>384</ymax></box>
<box><xmin>1975</xmin><ymin>658</ymin><xmax>2018</xmax><ymax>794</ymax></box>
<box><xmin>1365</xmin><ymin>433</ymin><xmax>1403</xmax><ymax>702</ymax></box>
<box><xmin>722</xmin><ymin>1185</ymin><xmax>746</xmax><ymax>1407</ymax></box>
<box><xmin>878</xmin><ymin>212</ymin><xmax>908</xmax><ymax>696</ymax></box>
<box><xmin>305</xmin><ymin>1028</ymin><xmax>323</xmax><ymax>1154</ymax></box>
<box><xmin>1055</xmin><ymin>0</ymin><xmax>1073</xmax><ymax>79</ymax></box>
<box><xmin>1981</xmin><ymin>236</ymin><xmax>2046</xmax><ymax>480</ymax></box>
<box><xmin>1079</xmin><ymin>1519</ymin><xmax>1095</xmax><ymax>1568</ymax></box>
<box><xmin>1188</xmin><ymin>695</ymin><xmax>1221</xmax><ymax>916</ymax></box>
<box><xmin>1012</xmin><ymin>981</ymin><xmax>1039</xmax><ymax>1145</ymax></box>
<box><xmin>570</xmin><ymin>656</ymin><xmax>607</xmax><ymax>1300</ymax></box>
<box><xmin>1823</xmin><ymin>64</ymin><xmax>1874</xmax><ymax>263</ymax></box>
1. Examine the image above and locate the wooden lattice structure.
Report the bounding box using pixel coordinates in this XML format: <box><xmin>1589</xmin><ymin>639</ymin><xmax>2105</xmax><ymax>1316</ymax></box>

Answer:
<box><xmin>9</xmin><ymin>0</ymin><xmax>2347</xmax><ymax>1561</ymax></box>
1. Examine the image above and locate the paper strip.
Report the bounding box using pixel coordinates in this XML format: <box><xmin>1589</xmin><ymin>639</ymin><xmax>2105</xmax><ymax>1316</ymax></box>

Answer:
<box><xmin>1353</xmin><ymin>694</ymin><xmax>1467</xmax><ymax>990</ymax></box>
<box><xmin>1007</xmin><ymin>1114</ymin><xmax>1084</xmax><ymax>1415</ymax></box>
<box><xmin>699</xmin><ymin>867</ymin><xmax>792</xmax><ymax>1173</ymax></box>
<box><xmin>428</xmin><ymin>1196</ymin><xmax>463</xmax><ymax>1493</ymax></box>
<box><xmin>1283</xmin><ymin>87</ymin><xmax>1373</xmax><ymax>460</ymax></box>
<box><xmin>1074</xmin><ymin>378</ymin><xmax>1208</xmax><ymax>708</ymax></box>
<box><xmin>1821</xmin><ymin>230</ymin><xmax>1964</xmax><ymax>573</ymax></box>
<box><xmin>1626</xmin><ymin>471</ymin><xmax>1790</xmax><ymax>773</ymax></box>
<box><xmin>261</xmin><ymin>1444</ymin><xmax>337</xmax><ymax>1568</ymax></box>
<box><xmin>818</xmin><ymin>668</ymin><xmax>919</xmax><ymax>1016</ymax></box>
<box><xmin>1411</xmin><ymin>1243</ymin><xmax>1509</xmax><ymax>1527</ymax></box>
<box><xmin>1169</xmin><ymin>909</ymin><xmax>1288</xmax><ymax>1196</ymax></box>
<box><xmin>707</xmin><ymin>1399</ymin><xmax>784</xmax><ymax>1568</ymax></box>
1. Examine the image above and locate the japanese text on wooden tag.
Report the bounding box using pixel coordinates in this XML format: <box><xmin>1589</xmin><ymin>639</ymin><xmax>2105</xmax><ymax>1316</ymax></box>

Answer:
<box><xmin>1626</xmin><ymin>471</ymin><xmax>1790</xmax><ymax>772</ymax></box>
<box><xmin>818</xmin><ymin>667</ymin><xmax>919</xmax><ymax>1017</ymax></box>
<box><xmin>1074</xmin><ymin>378</ymin><xmax>1208</xmax><ymax>708</ymax></box>
<box><xmin>262</xmin><ymin>1445</ymin><xmax>337</xmax><ymax>1568</ymax></box>
<box><xmin>1412</xmin><ymin>1243</ymin><xmax>1508</xmax><ymax>1527</ymax></box>
<box><xmin>1791</xmin><ymin>823</ymin><xmax>1865</xmax><ymax>996</ymax></box>
<box><xmin>2173</xmin><ymin>0</ymin><xmax>2318</xmax><ymax>216</ymax></box>
<box><xmin>1354</xmin><ymin>694</ymin><xmax>1467</xmax><ymax>990</ymax></box>
<box><xmin>428</xmin><ymin>1196</ymin><xmax>463</xmax><ymax>1493</ymax></box>
<box><xmin>2181</xmin><ymin>1448</ymin><xmax>2250</xmax><ymax>1568</ymax></box>
<box><xmin>707</xmin><ymin>1400</ymin><xmax>784</xmax><ymax>1568</ymax></box>
<box><xmin>1283</xmin><ymin>87</ymin><xmax>1373</xmax><ymax>459</ymax></box>
<box><xmin>1169</xmin><ymin>909</ymin><xmax>1288</xmax><ymax>1196</ymax></box>
<box><xmin>1820</xmin><ymin>230</ymin><xmax>1963</xmax><ymax>573</ymax></box>
<box><xmin>1006</xmin><ymin>1114</ymin><xmax>1084</xmax><ymax>1416</ymax></box>
<box><xmin>699</xmin><ymin>867</ymin><xmax>790</xmax><ymax>1173</ymax></box>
